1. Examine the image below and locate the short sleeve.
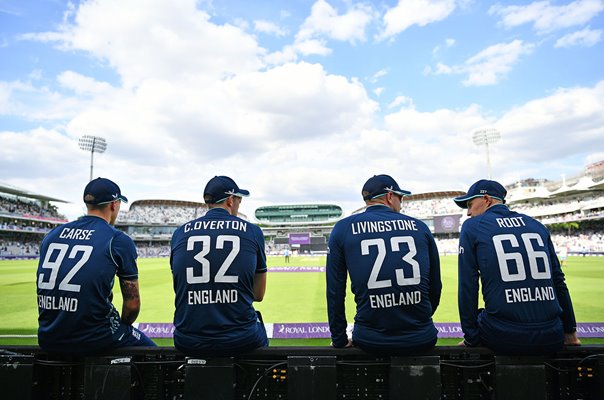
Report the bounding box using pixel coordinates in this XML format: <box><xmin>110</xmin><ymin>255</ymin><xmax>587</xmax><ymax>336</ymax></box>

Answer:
<box><xmin>254</xmin><ymin>225</ymin><xmax>268</xmax><ymax>273</ymax></box>
<box><xmin>111</xmin><ymin>232</ymin><xmax>139</xmax><ymax>280</ymax></box>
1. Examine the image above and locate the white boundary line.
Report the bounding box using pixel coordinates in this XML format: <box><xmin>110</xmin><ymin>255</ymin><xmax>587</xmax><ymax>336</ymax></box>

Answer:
<box><xmin>0</xmin><ymin>335</ymin><xmax>37</xmax><ymax>338</ymax></box>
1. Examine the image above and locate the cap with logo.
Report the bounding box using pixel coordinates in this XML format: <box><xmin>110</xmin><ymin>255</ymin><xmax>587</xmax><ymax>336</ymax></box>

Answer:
<box><xmin>204</xmin><ymin>176</ymin><xmax>250</xmax><ymax>204</ymax></box>
<box><xmin>362</xmin><ymin>174</ymin><xmax>411</xmax><ymax>201</ymax></box>
<box><xmin>83</xmin><ymin>177</ymin><xmax>128</xmax><ymax>205</ymax></box>
<box><xmin>453</xmin><ymin>179</ymin><xmax>507</xmax><ymax>209</ymax></box>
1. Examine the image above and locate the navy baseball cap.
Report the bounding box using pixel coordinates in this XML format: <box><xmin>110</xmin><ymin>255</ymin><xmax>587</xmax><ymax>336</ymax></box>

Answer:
<box><xmin>204</xmin><ymin>176</ymin><xmax>250</xmax><ymax>204</ymax></box>
<box><xmin>83</xmin><ymin>177</ymin><xmax>128</xmax><ymax>205</ymax></box>
<box><xmin>362</xmin><ymin>174</ymin><xmax>411</xmax><ymax>201</ymax></box>
<box><xmin>453</xmin><ymin>179</ymin><xmax>507</xmax><ymax>208</ymax></box>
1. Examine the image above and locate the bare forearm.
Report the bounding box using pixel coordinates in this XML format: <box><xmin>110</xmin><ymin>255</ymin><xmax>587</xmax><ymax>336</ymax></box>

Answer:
<box><xmin>119</xmin><ymin>279</ymin><xmax>141</xmax><ymax>325</ymax></box>
<box><xmin>253</xmin><ymin>273</ymin><xmax>267</xmax><ymax>301</ymax></box>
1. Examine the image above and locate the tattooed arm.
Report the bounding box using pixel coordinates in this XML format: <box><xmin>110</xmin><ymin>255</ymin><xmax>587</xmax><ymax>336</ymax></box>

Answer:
<box><xmin>119</xmin><ymin>278</ymin><xmax>141</xmax><ymax>325</ymax></box>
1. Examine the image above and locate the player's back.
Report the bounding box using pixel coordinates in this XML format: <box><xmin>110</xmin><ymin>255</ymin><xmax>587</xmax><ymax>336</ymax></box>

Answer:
<box><xmin>331</xmin><ymin>205</ymin><xmax>440</xmax><ymax>347</ymax></box>
<box><xmin>170</xmin><ymin>208</ymin><xmax>266</xmax><ymax>347</ymax></box>
<box><xmin>37</xmin><ymin>216</ymin><xmax>132</xmax><ymax>351</ymax></box>
<box><xmin>462</xmin><ymin>204</ymin><xmax>563</xmax><ymax>325</ymax></box>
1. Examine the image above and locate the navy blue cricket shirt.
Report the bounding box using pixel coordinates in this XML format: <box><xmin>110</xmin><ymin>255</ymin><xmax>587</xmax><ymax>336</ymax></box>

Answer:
<box><xmin>326</xmin><ymin>204</ymin><xmax>442</xmax><ymax>349</ymax></box>
<box><xmin>170</xmin><ymin>208</ymin><xmax>267</xmax><ymax>351</ymax></box>
<box><xmin>37</xmin><ymin>215</ymin><xmax>138</xmax><ymax>353</ymax></box>
<box><xmin>458</xmin><ymin>204</ymin><xmax>577</xmax><ymax>346</ymax></box>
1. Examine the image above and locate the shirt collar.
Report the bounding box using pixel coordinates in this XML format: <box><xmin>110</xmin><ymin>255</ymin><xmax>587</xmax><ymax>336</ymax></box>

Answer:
<box><xmin>207</xmin><ymin>207</ymin><xmax>231</xmax><ymax>216</ymax></box>
<box><xmin>364</xmin><ymin>204</ymin><xmax>393</xmax><ymax>212</ymax></box>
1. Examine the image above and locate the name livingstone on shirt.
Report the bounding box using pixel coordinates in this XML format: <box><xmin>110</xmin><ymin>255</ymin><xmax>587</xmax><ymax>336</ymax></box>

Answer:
<box><xmin>351</xmin><ymin>219</ymin><xmax>418</xmax><ymax>235</ymax></box>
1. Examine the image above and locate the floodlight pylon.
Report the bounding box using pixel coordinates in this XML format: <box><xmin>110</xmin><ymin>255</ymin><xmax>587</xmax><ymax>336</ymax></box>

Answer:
<box><xmin>472</xmin><ymin>129</ymin><xmax>501</xmax><ymax>179</ymax></box>
<box><xmin>78</xmin><ymin>135</ymin><xmax>107</xmax><ymax>181</ymax></box>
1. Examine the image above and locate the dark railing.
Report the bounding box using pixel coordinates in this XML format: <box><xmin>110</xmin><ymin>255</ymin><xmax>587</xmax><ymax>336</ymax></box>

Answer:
<box><xmin>1</xmin><ymin>345</ymin><xmax>602</xmax><ymax>399</ymax></box>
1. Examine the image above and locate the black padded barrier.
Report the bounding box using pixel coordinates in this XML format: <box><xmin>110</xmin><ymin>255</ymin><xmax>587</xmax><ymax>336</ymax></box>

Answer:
<box><xmin>390</xmin><ymin>356</ymin><xmax>441</xmax><ymax>399</ymax></box>
<box><xmin>0</xmin><ymin>345</ymin><xmax>602</xmax><ymax>400</ymax></box>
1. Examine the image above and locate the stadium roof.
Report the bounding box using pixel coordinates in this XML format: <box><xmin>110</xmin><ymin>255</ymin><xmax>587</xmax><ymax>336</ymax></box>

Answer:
<box><xmin>590</xmin><ymin>178</ymin><xmax>604</xmax><ymax>190</ymax></box>
<box><xmin>129</xmin><ymin>199</ymin><xmax>208</xmax><ymax>208</ymax></box>
<box><xmin>0</xmin><ymin>181</ymin><xmax>68</xmax><ymax>203</ymax></box>
<box><xmin>508</xmin><ymin>175</ymin><xmax>604</xmax><ymax>203</ymax></box>
<box><xmin>405</xmin><ymin>191</ymin><xmax>465</xmax><ymax>200</ymax></box>
<box><xmin>546</xmin><ymin>176</ymin><xmax>594</xmax><ymax>196</ymax></box>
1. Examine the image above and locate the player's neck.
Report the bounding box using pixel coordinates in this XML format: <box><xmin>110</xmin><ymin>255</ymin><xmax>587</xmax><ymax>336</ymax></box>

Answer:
<box><xmin>87</xmin><ymin>210</ymin><xmax>111</xmax><ymax>224</ymax></box>
<box><xmin>209</xmin><ymin>204</ymin><xmax>235</xmax><ymax>216</ymax></box>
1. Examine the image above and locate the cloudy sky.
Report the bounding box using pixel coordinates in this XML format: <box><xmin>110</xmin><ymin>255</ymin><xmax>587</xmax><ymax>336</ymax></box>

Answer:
<box><xmin>1</xmin><ymin>0</ymin><xmax>604</xmax><ymax>220</ymax></box>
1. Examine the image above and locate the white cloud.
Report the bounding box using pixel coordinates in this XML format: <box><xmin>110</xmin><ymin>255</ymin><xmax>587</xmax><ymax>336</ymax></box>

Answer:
<box><xmin>0</xmin><ymin>128</ymin><xmax>81</xmax><ymax>180</ymax></box>
<box><xmin>378</xmin><ymin>0</ymin><xmax>456</xmax><ymax>41</ymax></box>
<box><xmin>293</xmin><ymin>38</ymin><xmax>332</xmax><ymax>56</ymax></box>
<box><xmin>0</xmin><ymin>6</ymin><xmax>21</xmax><ymax>16</ymax></box>
<box><xmin>490</xmin><ymin>0</ymin><xmax>604</xmax><ymax>34</ymax></box>
<box><xmin>385</xmin><ymin>103</ymin><xmax>488</xmax><ymax>138</ymax></box>
<box><xmin>496</xmin><ymin>81</ymin><xmax>604</xmax><ymax>161</ymax></box>
<box><xmin>432</xmin><ymin>37</ymin><xmax>456</xmax><ymax>55</ymax></box>
<box><xmin>254</xmin><ymin>20</ymin><xmax>288</xmax><ymax>37</ymax></box>
<box><xmin>0</xmin><ymin>81</ymin><xmax>16</xmax><ymax>111</ymax></box>
<box><xmin>379</xmin><ymin>81</ymin><xmax>604</xmax><ymax>188</ymax></box>
<box><xmin>28</xmin><ymin>69</ymin><xmax>43</xmax><ymax>80</ymax></box>
<box><xmin>264</xmin><ymin>45</ymin><xmax>299</xmax><ymax>65</ymax></box>
<box><xmin>296</xmin><ymin>0</ymin><xmax>374</xmax><ymax>44</ymax></box>
<box><xmin>268</xmin><ymin>0</ymin><xmax>374</xmax><ymax>64</ymax></box>
<box><xmin>57</xmin><ymin>71</ymin><xmax>115</xmax><ymax>96</ymax></box>
<box><xmin>555</xmin><ymin>26</ymin><xmax>602</xmax><ymax>47</ymax></box>
<box><xmin>430</xmin><ymin>40</ymin><xmax>535</xmax><ymax>86</ymax></box>
<box><xmin>434</xmin><ymin>62</ymin><xmax>453</xmax><ymax>74</ymax></box>
<box><xmin>0</xmin><ymin>60</ymin><xmax>373</xmax><ymax>174</ymax></box>
<box><xmin>387</xmin><ymin>96</ymin><xmax>415</xmax><ymax>109</ymax></box>
<box><xmin>23</xmin><ymin>0</ymin><xmax>267</xmax><ymax>88</ymax></box>
<box><xmin>5</xmin><ymin>0</ymin><xmax>604</xmax><ymax>220</ymax></box>
<box><xmin>586</xmin><ymin>152</ymin><xmax>604</xmax><ymax>164</ymax></box>
<box><xmin>4</xmin><ymin>81</ymin><xmax>604</xmax><ymax>220</ymax></box>
<box><xmin>0</xmin><ymin>78</ymin><xmax>90</xmax><ymax>120</ymax></box>
<box><xmin>369</xmin><ymin>68</ymin><xmax>389</xmax><ymax>83</ymax></box>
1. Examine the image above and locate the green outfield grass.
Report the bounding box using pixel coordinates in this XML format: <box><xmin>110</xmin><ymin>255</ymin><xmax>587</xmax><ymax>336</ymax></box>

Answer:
<box><xmin>1</xmin><ymin>255</ymin><xmax>603</xmax><ymax>346</ymax></box>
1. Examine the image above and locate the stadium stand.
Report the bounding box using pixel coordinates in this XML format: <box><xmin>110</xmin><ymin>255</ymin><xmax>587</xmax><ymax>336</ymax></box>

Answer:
<box><xmin>255</xmin><ymin>204</ymin><xmax>343</xmax><ymax>254</ymax></box>
<box><xmin>0</xmin><ymin>182</ymin><xmax>67</xmax><ymax>259</ymax></box>
<box><xmin>117</xmin><ymin>199</ymin><xmax>209</xmax><ymax>225</ymax></box>
<box><xmin>4</xmin><ymin>159</ymin><xmax>604</xmax><ymax>258</ymax></box>
<box><xmin>114</xmin><ymin>199</ymin><xmax>209</xmax><ymax>256</ymax></box>
<box><xmin>101</xmin><ymin>165</ymin><xmax>604</xmax><ymax>257</ymax></box>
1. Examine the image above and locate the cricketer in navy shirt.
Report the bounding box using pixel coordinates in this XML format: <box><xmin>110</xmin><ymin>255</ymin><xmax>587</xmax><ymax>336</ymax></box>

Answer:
<box><xmin>455</xmin><ymin>180</ymin><xmax>580</xmax><ymax>354</ymax></box>
<box><xmin>171</xmin><ymin>176</ymin><xmax>268</xmax><ymax>356</ymax></box>
<box><xmin>37</xmin><ymin>178</ymin><xmax>155</xmax><ymax>354</ymax></box>
<box><xmin>327</xmin><ymin>175</ymin><xmax>442</xmax><ymax>354</ymax></box>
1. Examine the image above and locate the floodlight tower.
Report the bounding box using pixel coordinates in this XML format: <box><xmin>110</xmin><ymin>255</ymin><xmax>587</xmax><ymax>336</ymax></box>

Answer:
<box><xmin>78</xmin><ymin>135</ymin><xmax>107</xmax><ymax>181</ymax></box>
<box><xmin>473</xmin><ymin>128</ymin><xmax>501</xmax><ymax>179</ymax></box>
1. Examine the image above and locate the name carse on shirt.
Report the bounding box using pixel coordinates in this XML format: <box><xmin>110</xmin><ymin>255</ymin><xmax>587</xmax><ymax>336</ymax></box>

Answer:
<box><xmin>59</xmin><ymin>228</ymin><xmax>95</xmax><ymax>240</ymax></box>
